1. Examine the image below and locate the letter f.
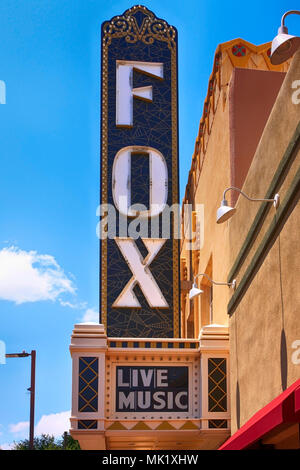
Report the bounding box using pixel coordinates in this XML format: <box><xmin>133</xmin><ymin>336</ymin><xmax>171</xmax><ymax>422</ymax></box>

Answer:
<box><xmin>116</xmin><ymin>60</ymin><xmax>163</xmax><ymax>126</ymax></box>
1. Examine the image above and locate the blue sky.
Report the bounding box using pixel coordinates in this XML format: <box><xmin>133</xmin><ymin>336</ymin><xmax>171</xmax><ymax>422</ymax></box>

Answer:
<box><xmin>0</xmin><ymin>0</ymin><xmax>297</xmax><ymax>448</ymax></box>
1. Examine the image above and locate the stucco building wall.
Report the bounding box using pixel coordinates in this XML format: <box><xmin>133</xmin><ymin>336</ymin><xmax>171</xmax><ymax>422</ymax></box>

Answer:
<box><xmin>180</xmin><ymin>39</ymin><xmax>289</xmax><ymax>339</ymax></box>
<box><xmin>227</xmin><ymin>49</ymin><xmax>300</xmax><ymax>433</ymax></box>
<box><xmin>229</xmin><ymin>68</ymin><xmax>286</xmax><ymax>205</ymax></box>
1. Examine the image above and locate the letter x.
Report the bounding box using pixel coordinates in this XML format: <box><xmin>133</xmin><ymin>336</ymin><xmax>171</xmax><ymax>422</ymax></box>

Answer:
<box><xmin>112</xmin><ymin>238</ymin><xmax>169</xmax><ymax>308</ymax></box>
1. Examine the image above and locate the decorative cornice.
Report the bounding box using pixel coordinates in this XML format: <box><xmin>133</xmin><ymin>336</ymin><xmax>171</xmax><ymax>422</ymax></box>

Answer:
<box><xmin>102</xmin><ymin>4</ymin><xmax>176</xmax><ymax>49</ymax></box>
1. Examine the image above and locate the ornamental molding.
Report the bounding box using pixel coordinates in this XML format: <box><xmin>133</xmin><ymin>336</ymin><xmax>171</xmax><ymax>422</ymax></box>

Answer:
<box><xmin>102</xmin><ymin>5</ymin><xmax>176</xmax><ymax>48</ymax></box>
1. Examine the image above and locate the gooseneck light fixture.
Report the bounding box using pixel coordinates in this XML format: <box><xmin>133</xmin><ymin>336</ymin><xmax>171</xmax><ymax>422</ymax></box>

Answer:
<box><xmin>189</xmin><ymin>273</ymin><xmax>236</xmax><ymax>300</ymax></box>
<box><xmin>216</xmin><ymin>186</ymin><xmax>280</xmax><ymax>224</ymax></box>
<box><xmin>270</xmin><ymin>10</ymin><xmax>300</xmax><ymax>65</ymax></box>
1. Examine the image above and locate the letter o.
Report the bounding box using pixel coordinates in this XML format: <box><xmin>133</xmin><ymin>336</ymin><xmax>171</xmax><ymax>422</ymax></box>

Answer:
<box><xmin>112</xmin><ymin>145</ymin><xmax>168</xmax><ymax>218</ymax></box>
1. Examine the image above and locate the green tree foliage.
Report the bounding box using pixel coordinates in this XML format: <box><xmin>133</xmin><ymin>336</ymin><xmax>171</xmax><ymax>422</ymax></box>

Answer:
<box><xmin>10</xmin><ymin>432</ymin><xmax>80</xmax><ymax>450</ymax></box>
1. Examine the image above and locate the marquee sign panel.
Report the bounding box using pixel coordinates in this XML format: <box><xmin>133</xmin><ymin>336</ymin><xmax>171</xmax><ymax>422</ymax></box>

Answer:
<box><xmin>100</xmin><ymin>5</ymin><xmax>179</xmax><ymax>337</ymax></box>
<box><xmin>116</xmin><ymin>366</ymin><xmax>189</xmax><ymax>412</ymax></box>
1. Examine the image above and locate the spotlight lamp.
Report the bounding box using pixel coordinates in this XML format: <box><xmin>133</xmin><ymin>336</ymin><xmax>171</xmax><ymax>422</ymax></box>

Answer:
<box><xmin>188</xmin><ymin>273</ymin><xmax>236</xmax><ymax>300</ymax></box>
<box><xmin>270</xmin><ymin>10</ymin><xmax>300</xmax><ymax>65</ymax></box>
<box><xmin>216</xmin><ymin>186</ymin><xmax>280</xmax><ymax>224</ymax></box>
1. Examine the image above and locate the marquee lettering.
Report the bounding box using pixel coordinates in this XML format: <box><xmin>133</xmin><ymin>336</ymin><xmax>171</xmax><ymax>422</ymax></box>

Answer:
<box><xmin>116</xmin><ymin>366</ymin><xmax>189</xmax><ymax>412</ymax></box>
<box><xmin>112</xmin><ymin>238</ymin><xmax>168</xmax><ymax>308</ymax></box>
<box><xmin>101</xmin><ymin>6</ymin><xmax>179</xmax><ymax>337</ymax></box>
<box><xmin>116</xmin><ymin>60</ymin><xmax>163</xmax><ymax>127</ymax></box>
<box><xmin>112</xmin><ymin>145</ymin><xmax>168</xmax><ymax>218</ymax></box>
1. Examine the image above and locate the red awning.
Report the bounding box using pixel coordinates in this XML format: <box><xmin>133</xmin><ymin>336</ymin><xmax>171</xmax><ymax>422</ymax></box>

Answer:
<box><xmin>219</xmin><ymin>379</ymin><xmax>300</xmax><ymax>450</ymax></box>
<box><xmin>295</xmin><ymin>384</ymin><xmax>300</xmax><ymax>414</ymax></box>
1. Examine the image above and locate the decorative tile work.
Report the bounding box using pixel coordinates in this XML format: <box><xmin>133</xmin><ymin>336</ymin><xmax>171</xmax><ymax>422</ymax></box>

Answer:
<box><xmin>101</xmin><ymin>5</ymin><xmax>179</xmax><ymax>338</ymax></box>
<box><xmin>156</xmin><ymin>421</ymin><xmax>175</xmax><ymax>430</ymax></box>
<box><xmin>107</xmin><ymin>421</ymin><xmax>127</xmax><ymax>430</ymax></box>
<box><xmin>107</xmin><ymin>340</ymin><xmax>198</xmax><ymax>349</ymax></box>
<box><xmin>232</xmin><ymin>44</ymin><xmax>247</xmax><ymax>57</ymax></box>
<box><xmin>131</xmin><ymin>421</ymin><xmax>151</xmax><ymax>430</ymax></box>
<box><xmin>78</xmin><ymin>420</ymin><xmax>98</xmax><ymax>430</ymax></box>
<box><xmin>179</xmin><ymin>421</ymin><xmax>199</xmax><ymax>430</ymax></box>
<box><xmin>208</xmin><ymin>419</ymin><xmax>228</xmax><ymax>429</ymax></box>
<box><xmin>78</xmin><ymin>357</ymin><xmax>99</xmax><ymax>413</ymax></box>
<box><xmin>106</xmin><ymin>420</ymin><xmax>200</xmax><ymax>431</ymax></box>
<box><xmin>208</xmin><ymin>358</ymin><xmax>227</xmax><ymax>412</ymax></box>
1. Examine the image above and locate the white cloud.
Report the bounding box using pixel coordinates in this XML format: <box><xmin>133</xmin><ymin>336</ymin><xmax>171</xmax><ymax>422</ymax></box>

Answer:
<box><xmin>8</xmin><ymin>410</ymin><xmax>70</xmax><ymax>442</ymax></box>
<box><xmin>0</xmin><ymin>442</ymin><xmax>14</xmax><ymax>450</ymax></box>
<box><xmin>35</xmin><ymin>410</ymin><xmax>70</xmax><ymax>437</ymax></box>
<box><xmin>9</xmin><ymin>421</ymin><xmax>29</xmax><ymax>434</ymax></box>
<box><xmin>59</xmin><ymin>300</ymin><xmax>87</xmax><ymax>310</ymax></box>
<box><xmin>0</xmin><ymin>247</ymin><xmax>75</xmax><ymax>304</ymax></box>
<box><xmin>81</xmin><ymin>308</ymin><xmax>99</xmax><ymax>323</ymax></box>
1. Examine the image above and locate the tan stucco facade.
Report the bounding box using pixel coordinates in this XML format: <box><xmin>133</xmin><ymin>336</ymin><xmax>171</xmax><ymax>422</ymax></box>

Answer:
<box><xmin>227</xmin><ymin>49</ymin><xmax>300</xmax><ymax>435</ymax></box>
<box><xmin>180</xmin><ymin>39</ymin><xmax>290</xmax><ymax>338</ymax></box>
<box><xmin>181</xmin><ymin>39</ymin><xmax>299</xmax><ymax>448</ymax></box>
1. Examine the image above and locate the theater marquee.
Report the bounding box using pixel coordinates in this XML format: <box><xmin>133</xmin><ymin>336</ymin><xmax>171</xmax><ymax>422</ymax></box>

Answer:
<box><xmin>100</xmin><ymin>5</ymin><xmax>180</xmax><ymax>338</ymax></box>
<box><xmin>116</xmin><ymin>366</ymin><xmax>189</xmax><ymax>412</ymax></box>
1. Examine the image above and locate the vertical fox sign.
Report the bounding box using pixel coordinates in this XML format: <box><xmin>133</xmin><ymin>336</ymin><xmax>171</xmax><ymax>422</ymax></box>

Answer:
<box><xmin>100</xmin><ymin>5</ymin><xmax>179</xmax><ymax>337</ymax></box>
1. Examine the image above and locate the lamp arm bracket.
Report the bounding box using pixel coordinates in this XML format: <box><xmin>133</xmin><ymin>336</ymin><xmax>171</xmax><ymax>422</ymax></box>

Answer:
<box><xmin>282</xmin><ymin>10</ymin><xmax>300</xmax><ymax>26</ymax></box>
<box><xmin>223</xmin><ymin>186</ymin><xmax>277</xmax><ymax>204</ymax></box>
<box><xmin>194</xmin><ymin>272</ymin><xmax>235</xmax><ymax>287</ymax></box>
<box><xmin>280</xmin><ymin>10</ymin><xmax>300</xmax><ymax>33</ymax></box>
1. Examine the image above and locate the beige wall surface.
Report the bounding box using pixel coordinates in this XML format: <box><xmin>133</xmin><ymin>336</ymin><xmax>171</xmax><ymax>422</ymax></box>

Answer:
<box><xmin>180</xmin><ymin>64</ymin><xmax>232</xmax><ymax>336</ymax></box>
<box><xmin>180</xmin><ymin>40</ymin><xmax>289</xmax><ymax>338</ymax></box>
<box><xmin>227</xmin><ymin>49</ymin><xmax>300</xmax><ymax>433</ymax></box>
<box><xmin>229</xmin><ymin>68</ymin><xmax>285</xmax><ymax>204</ymax></box>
